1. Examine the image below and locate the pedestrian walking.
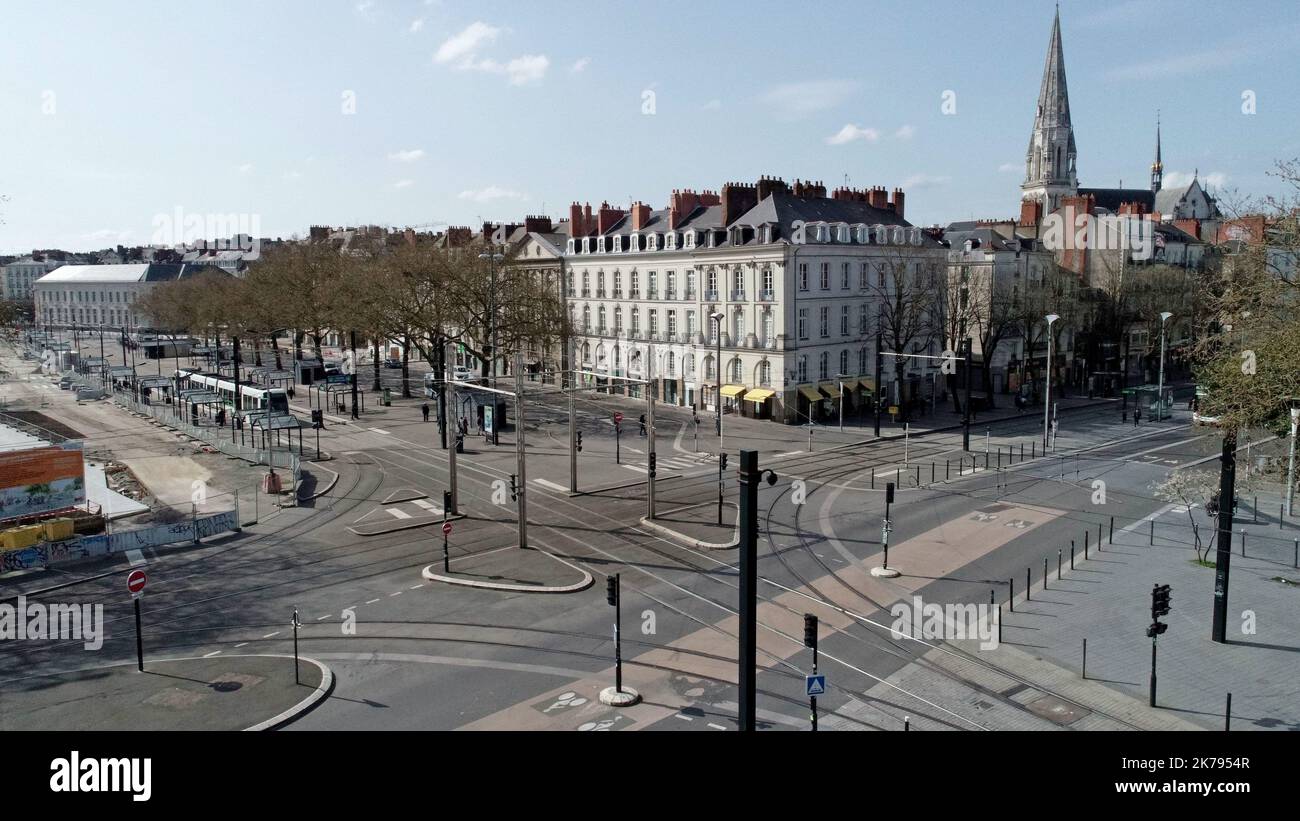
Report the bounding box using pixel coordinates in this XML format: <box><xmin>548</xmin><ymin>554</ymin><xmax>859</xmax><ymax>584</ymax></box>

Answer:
<box><xmin>421</xmin><ymin>402</ymin><xmax>430</xmax><ymax>422</ymax></box>
<box><xmin>639</xmin><ymin>413</ymin><xmax>647</xmax><ymax>437</ymax></box>
<box><xmin>1134</xmin><ymin>405</ymin><xmax>1142</xmax><ymax>426</ymax></box>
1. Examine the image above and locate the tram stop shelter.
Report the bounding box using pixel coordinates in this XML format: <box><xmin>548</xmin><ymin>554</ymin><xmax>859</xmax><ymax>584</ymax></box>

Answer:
<box><xmin>246</xmin><ymin>410</ymin><xmax>306</xmax><ymax>457</ymax></box>
<box><xmin>107</xmin><ymin>365</ymin><xmax>138</xmax><ymax>392</ymax></box>
<box><xmin>310</xmin><ymin>377</ymin><xmax>365</xmax><ymax>415</ymax></box>
<box><xmin>137</xmin><ymin>375</ymin><xmax>175</xmax><ymax>405</ymax></box>
<box><xmin>177</xmin><ymin>386</ymin><xmax>226</xmax><ymax>425</ymax></box>
<box><xmin>1121</xmin><ymin>384</ymin><xmax>1174</xmax><ymax>416</ymax></box>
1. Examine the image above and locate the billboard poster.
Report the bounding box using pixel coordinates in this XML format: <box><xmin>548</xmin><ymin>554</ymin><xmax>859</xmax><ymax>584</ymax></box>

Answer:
<box><xmin>483</xmin><ymin>404</ymin><xmax>494</xmax><ymax>435</ymax></box>
<box><xmin>0</xmin><ymin>444</ymin><xmax>86</xmax><ymax>522</ymax></box>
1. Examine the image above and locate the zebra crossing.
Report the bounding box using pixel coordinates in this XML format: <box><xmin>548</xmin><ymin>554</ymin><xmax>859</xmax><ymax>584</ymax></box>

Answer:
<box><xmin>622</xmin><ymin>451</ymin><xmax>715</xmax><ymax>475</ymax></box>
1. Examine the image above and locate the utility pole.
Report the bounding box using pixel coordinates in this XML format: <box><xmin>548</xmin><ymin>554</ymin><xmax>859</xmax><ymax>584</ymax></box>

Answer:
<box><xmin>874</xmin><ymin>331</ymin><xmax>883</xmax><ymax>437</ymax></box>
<box><xmin>738</xmin><ymin>449</ymin><xmax>759</xmax><ymax>731</ymax></box>
<box><xmin>445</xmin><ymin>339</ymin><xmax>459</xmax><ymax>515</ymax></box>
<box><xmin>568</xmin><ymin>370</ymin><xmax>578</xmax><ymax>493</ymax></box>
<box><xmin>647</xmin><ymin>343</ymin><xmax>657</xmax><ymax>520</ymax></box>
<box><xmin>1211</xmin><ymin>432</ymin><xmax>1236</xmax><ymax>643</ymax></box>
<box><xmin>514</xmin><ymin>352</ymin><xmax>528</xmax><ymax>548</ymax></box>
<box><xmin>436</xmin><ymin>337</ymin><xmax>447</xmax><ymax>449</ymax></box>
<box><xmin>349</xmin><ymin>330</ymin><xmax>359</xmax><ymax>420</ymax></box>
<box><xmin>963</xmin><ymin>338</ymin><xmax>973</xmax><ymax>452</ymax></box>
<box><xmin>804</xmin><ymin>613</ymin><xmax>819</xmax><ymax>731</ymax></box>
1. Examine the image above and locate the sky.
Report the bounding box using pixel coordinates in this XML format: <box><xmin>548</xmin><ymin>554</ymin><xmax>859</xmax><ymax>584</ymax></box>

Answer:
<box><xmin>2</xmin><ymin>0</ymin><xmax>1298</xmax><ymax>253</ymax></box>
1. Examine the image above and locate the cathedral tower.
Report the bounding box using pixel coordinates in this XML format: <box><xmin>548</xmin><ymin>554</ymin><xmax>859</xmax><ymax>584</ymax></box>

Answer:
<box><xmin>1021</xmin><ymin>7</ymin><xmax>1078</xmax><ymax>213</ymax></box>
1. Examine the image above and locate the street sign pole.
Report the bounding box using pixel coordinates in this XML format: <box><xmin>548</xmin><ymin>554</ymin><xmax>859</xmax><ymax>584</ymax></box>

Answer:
<box><xmin>446</xmin><ymin>343</ymin><xmax>459</xmax><ymax>516</ymax></box>
<box><xmin>514</xmin><ymin>352</ymin><xmax>528</xmax><ymax>549</ymax></box>
<box><xmin>874</xmin><ymin>332</ymin><xmax>883</xmax><ymax>438</ymax></box>
<box><xmin>134</xmin><ymin>598</ymin><xmax>144</xmax><ymax>672</ymax></box>
<box><xmin>442</xmin><ymin>520</ymin><xmax>452</xmax><ymax>573</ymax></box>
<box><xmin>647</xmin><ymin>343</ymin><xmax>657</xmax><ymax>521</ymax></box>
<box><xmin>738</xmin><ymin>449</ymin><xmax>760</xmax><ymax>731</ymax></box>
<box><xmin>292</xmin><ymin>606</ymin><xmax>301</xmax><ymax>685</ymax></box>
<box><xmin>569</xmin><ymin>373</ymin><xmax>578</xmax><ymax>493</ymax></box>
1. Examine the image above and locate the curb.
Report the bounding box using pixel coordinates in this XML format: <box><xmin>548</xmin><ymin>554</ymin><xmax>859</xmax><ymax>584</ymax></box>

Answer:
<box><xmin>639</xmin><ymin>504</ymin><xmax>738</xmax><ymax>550</ymax></box>
<box><xmin>299</xmin><ymin>462</ymin><xmax>340</xmax><ymax>502</ymax></box>
<box><xmin>244</xmin><ymin>654</ymin><xmax>335</xmax><ymax>731</ymax></box>
<box><xmin>421</xmin><ymin>549</ymin><xmax>593</xmax><ymax>593</ymax></box>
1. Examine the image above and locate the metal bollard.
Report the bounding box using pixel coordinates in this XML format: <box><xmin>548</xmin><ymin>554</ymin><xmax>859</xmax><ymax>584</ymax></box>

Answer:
<box><xmin>1254</xmin><ymin>496</ymin><xmax>1258</xmax><ymax>524</ymax></box>
<box><xmin>1085</xmin><ymin>530</ymin><xmax>1090</xmax><ymax>553</ymax></box>
<box><xmin>1009</xmin><ymin>577</ymin><xmax>1014</xmax><ymax>611</ymax></box>
<box><xmin>1026</xmin><ymin>567</ymin><xmax>1031</xmax><ymax>600</ymax></box>
<box><xmin>1225</xmin><ymin>693</ymin><xmax>1232</xmax><ymax>731</ymax></box>
<box><xmin>871</xmin><ymin>466</ymin><xmax>875</xmax><ymax>489</ymax></box>
<box><xmin>946</xmin><ymin>459</ymin><xmax>950</xmax><ymax>480</ymax></box>
<box><xmin>1240</xmin><ymin>529</ymin><xmax>1246</xmax><ymax>557</ymax></box>
<box><xmin>1043</xmin><ymin>556</ymin><xmax>1049</xmax><ymax>590</ymax></box>
<box><xmin>1082</xmin><ymin>638</ymin><xmax>1087</xmax><ymax>679</ymax></box>
<box><xmin>997</xmin><ymin>605</ymin><xmax>1003</xmax><ymax>645</ymax></box>
<box><xmin>1109</xmin><ymin>516</ymin><xmax>1114</xmax><ymax>544</ymax></box>
<box><xmin>1058</xmin><ymin>549</ymin><xmax>1062</xmax><ymax>580</ymax></box>
<box><xmin>1150</xmin><ymin>519</ymin><xmax>1155</xmax><ymax>546</ymax></box>
<box><xmin>1070</xmin><ymin>542</ymin><xmax>1075</xmax><ymax>569</ymax></box>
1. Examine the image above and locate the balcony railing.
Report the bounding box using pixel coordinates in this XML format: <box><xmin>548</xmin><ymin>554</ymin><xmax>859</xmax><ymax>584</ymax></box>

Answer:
<box><xmin>647</xmin><ymin>289</ymin><xmax>658</xmax><ymax>299</ymax></box>
<box><xmin>596</xmin><ymin>289</ymin><xmax>606</xmax><ymax>298</ymax></box>
<box><xmin>685</xmin><ymin>289</ymin><xmax>696</xmax><ymax>300</ymax></box>
<box><xmin>759</xmin><ymin>289</ymin><xmax>775</xmax><ymax>301</ymax></box>
<box><xmin>665</xmin><ymin>289</ymin><xmax>676</xmax><ymax>300</ymax></box>
<box><xmin>629</xmin><ymin>289</ymin><xmax>640</xmax><ymax>299</ymax></box>
<box><xmin>613</xmin><ymin>289</ymin><xmax>623</xmax><ymax>299</ymax></box>
<box><xmin>704</xmin><ymin>289</ymin><xmax>718</xmax><ymax>301</ymax></box>
<box><xmin>581</xmin><ymin>288</ymin><xmax>590</xmax><ymax>297</ymax></box>
<box><xmin>731</xmin><ymin>290</ymin><xmax>746</xmax><ymax>301</ymax></box>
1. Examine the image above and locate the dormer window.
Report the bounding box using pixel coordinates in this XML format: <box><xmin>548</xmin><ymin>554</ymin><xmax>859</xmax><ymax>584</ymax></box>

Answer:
<box><xmin>566</xmin><ymin>239</ymin><xmax>575</xmax><ymax>254</ymax></box>
<box><xmin>666</xmin><ymin>232</ymin><xmax>677</xmax><ymax>250</ymax></box>
<box><xmin>874</xmin><ymin>225</ymin><xmax>888</xmax><ymax>244</ymax></box>
<box><xmin>582</xmin><ymin>237</ymin><xmax>592</xmax><ymax>253</ymax></box>
<box><xmin>909</xmin><ymin>227</ymin><xmax>923</xmax><ymax>246</ymax></box>
<box><xmin>685</xmin><ymin>231</ymin><xmax>696</xmax><ymax>249</ymax></box>
<box><xmin>629</xmin><ymin>233</ymin><xmax>639</xmax><ymax>252</ymax></box>
<box><xmin>892</xmin><ymin>226</ymin><xmax>906</xmax><ymax>245</ymax></box>
<box><xmin>854</xmin><ymin>224</ymin><xmax>869</xmax><ymax>243</ymax></box>
<box><xmin>647</xmin><ymin>233</ymin><xmax>658</xmax><ymax>251</ymax></box>
<box><xmin>815</xmin><ymin>223</ymin><xmax>829</xmax><ymax>243</ymax></box>
<box><xmin>597</xmin><ymin>236</ymin><xmax>607</xmax><ymax>253</ymax></box>
<box><xmin>837</xmin><ymin>223</ymin><xmax>850</xmax><ymax>243</ymax></box>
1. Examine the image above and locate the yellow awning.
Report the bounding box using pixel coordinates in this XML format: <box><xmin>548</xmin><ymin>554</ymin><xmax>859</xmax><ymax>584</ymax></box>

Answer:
<box><xmin>798</xmin><ymin>385</ymin><xmax>823</xmax><ymax>402</ymax></box>
<box><xmin>857</xmin><ymin>377</ymin><xmax>876</xmax><ymax>393</ymax></box>
<box><xmin>820</xmin><ymin>382</ymin><xmax>842</xmax><ymax>399</ymax></box>
<box><xmin>720</xmin><ymin>384</ymin><xmax>746</xmax><ymax>398</ymax></box>
<box><xmin>743</xmin><ymin>388</ymin><xmax>776</xmax><ymax>402</ymax></box>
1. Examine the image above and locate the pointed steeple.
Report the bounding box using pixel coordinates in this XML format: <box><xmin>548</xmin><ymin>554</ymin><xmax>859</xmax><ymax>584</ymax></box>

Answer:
<box><xmin>1151</xmin><ymin>112</ymin><xmax>1163</xmax><ymax>192</ymax></box>
<box><xmin>1022</xmin><ymin>6</ymin><xmax>1078</xmax><ymax>211</ymax></box>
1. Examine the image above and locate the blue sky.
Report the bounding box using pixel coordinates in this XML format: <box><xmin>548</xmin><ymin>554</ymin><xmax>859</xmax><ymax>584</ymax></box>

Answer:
<box><xmin>2</xmin><ymin>0</ymin><xmax>1298</xmax><ymax>252</ymax></box>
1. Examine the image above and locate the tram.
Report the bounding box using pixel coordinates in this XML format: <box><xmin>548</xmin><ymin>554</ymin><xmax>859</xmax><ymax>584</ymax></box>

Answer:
<box><xmin>175</xmin><ymin>369</ymin><xmax>290</xmax><ymax>414</ymax></box>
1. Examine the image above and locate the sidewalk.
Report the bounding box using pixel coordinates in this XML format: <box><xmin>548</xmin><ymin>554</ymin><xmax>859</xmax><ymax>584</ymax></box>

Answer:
<box><xmin>0</xmin><ymin>654</ymin><xmax>331</xmax><ymax>731</ymax></box>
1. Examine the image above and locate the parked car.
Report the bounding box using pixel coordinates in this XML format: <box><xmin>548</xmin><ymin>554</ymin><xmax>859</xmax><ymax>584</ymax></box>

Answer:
<box><xmin>453</xmin><ymin>366</ymin><xmax>473</xmax><ymax>382</ymax></box>
<box><xmin>383</xmin><ymin>357</ymin><xmax>402</xmax><ymax>369</ymax></box>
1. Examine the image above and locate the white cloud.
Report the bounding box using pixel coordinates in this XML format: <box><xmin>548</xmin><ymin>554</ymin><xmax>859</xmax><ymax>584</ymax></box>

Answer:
<box><xmin>394</xmin><ymin>179</ymin><xmax>414</xmax><ymax>189</ymax></box>
<box><xmin>458</xmin><ymin>186</ymin><xmax>526</xmax><ymax>202</ymax></box>
<box><xmin>388</xmin><ymin>148</ymin><xmax>425</xmax><ymax>163</ymax></box>
<box><xmin>894</xmin><ymin>124</ymin><xmax>916</xmax><ymax>140</ymax></box>
<box><xmin>826</xmin><ymin>124</ymin><xmax>880</xmax><ymax>146</ymax></box>
<box><xmin>570</xmin><ymin>57</ymin><xmax>590</xmax><ymax>73</ymax></box>
<box><xmin>82</xmin><ymin>228</ymin><xmax>133</xmax><ymax>244</ymax></box>
<box><xmin>409</xmin><ymin>18</ymin><xmax>425</xmax><ymax>33</ymax></box>
<box><xmin>498</xmin><ymin>54</ymin><xmax>549</xmax><ymax>85</ymax></box>
<box><xmin>435</xmin><ymin>21</ymin><xmax>500</xmax><ymax>64</ymax></box>
<box><xmin>998</xmin><ymin>162</ymin><xmax>1020</xmax><ymax>173</ymax></box>
<box><xmin>1163</xmin><ymin>170</ymin><xmax>1228</xmax><ymax>189</ymax></box>
<box><xmin>900</xmin><ymin>174</ymin><xmax>950</xmax><ymax>189</ymax></box>
<box><xmin>760</xmin><ymin>80</ymin><xmax>858</xmax><ymax>119</ymax></box>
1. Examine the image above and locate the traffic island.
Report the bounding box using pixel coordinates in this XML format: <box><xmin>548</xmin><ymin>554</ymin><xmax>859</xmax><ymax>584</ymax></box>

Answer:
<box><xmin>422</xmin><ymin>545</ymin><xmax>593</xmax><ymax>593</ymax></box>
<box><xmin>0</xmin><ymin>654</ymin><xmax>332</xmax><ymax>731</ymax></box>
<box><xmin>640</xmin><ymin>502</ymin><xmax>738</xmax><ymax>549</ymax></box>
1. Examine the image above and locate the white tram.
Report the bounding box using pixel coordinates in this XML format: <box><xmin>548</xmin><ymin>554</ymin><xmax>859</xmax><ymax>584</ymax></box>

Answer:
<box><xmin>175</xmin><ymin>370</ymin><xmax>290</xmax><ymax>414</ymax></box>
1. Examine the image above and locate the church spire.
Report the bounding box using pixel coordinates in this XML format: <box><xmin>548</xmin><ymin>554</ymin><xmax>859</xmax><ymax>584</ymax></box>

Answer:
<box><xmin>1151</xmin><ymin>112</ymin><xmax>1163</xmax><ymax>192</ymax></box>
<box><xmin>1022</xmin><ymin>6</ymin><xmax>1078</xmax><ymax>211</ymax></box>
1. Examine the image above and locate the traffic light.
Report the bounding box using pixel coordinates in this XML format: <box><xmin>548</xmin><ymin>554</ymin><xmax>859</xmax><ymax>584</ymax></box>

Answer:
<box><xmin>803</xmin><ymin>613</ymin><xmax>818</xmax><ymax>649</ymax></box>
<box><xmin>311</xmin><ymin>409</ymin><xmax>323</xmax><ymax>429</ymax></box>
<box><xmin>606</xmin><ymin>574</ymin><xmax>619</xmax><ymax>606</ymax></box>
<box><xmin>509</xmin><ymin>473</ymin><xmax>518</xmax><ymax>502</ymax></box>
<box><xmin>886</xmin><ymin>482</ymin><xmax>895</xmax><ymax>504</ymax></box>
<box><xmin>720</xmin><ymin>453</ymin><xmax>728</xmax><ymax>471</ymax></box>
<box><xmin>1151</xmin><ymin>584</ymin><xmax>1172</xmax><ymax>619</ymax></box>
<box><xmin>648</xmin><ymin>452</ymin><xmax>656</xmax><ymax>478</ymax></box>
<box><xmin>1145</xmin><ymin>622</ymin><xmax>1168</xmax><ymax>638</ymax></box>
<box><xmin>576</xmin><ymin>431</ymin><xmax>583</xmax><ymax>452</ymax></box>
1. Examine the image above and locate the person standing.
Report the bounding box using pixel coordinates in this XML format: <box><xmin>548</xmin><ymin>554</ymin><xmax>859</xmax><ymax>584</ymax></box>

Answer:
<box><xmin>638</xmin><ymin>413</ymin><xmax>647</xmax><ymax>437</ymax></box>
<box><xmin>1134</xmin><ymin>404</ymin><xmax>1142</xmax><ymax>427</ymax></box>
<box><xmin>421</xmin><ymin>402</ymin><xmax>430</xmax><ymax>422</ymax></box>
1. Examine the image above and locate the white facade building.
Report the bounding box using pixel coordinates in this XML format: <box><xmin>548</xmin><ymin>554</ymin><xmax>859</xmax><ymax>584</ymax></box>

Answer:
<box><xmin>2</xmin><ymin>257</ymin><xmax>62</xmax><ymax>303</ymax></box>
<box><xmin>563</xmin><ymin>179</ymin><xmax>947</xmax><ymax>424</ymax></box>
<box><xmin>33</xmin><ymin>263</ymin><xmax>209</xmax><ymax>330</ymax></box>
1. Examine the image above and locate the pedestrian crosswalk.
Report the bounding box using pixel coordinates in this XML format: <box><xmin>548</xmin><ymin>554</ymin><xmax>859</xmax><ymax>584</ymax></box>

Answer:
<box><xmin>623</xmin><ymin>452</ymin><xmax>715</xmax><ymax>475</ymax></box>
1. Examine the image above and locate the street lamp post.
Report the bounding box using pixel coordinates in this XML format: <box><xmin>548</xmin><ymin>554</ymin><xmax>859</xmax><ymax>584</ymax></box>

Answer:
<box><xmin>1287</xmin><ymin>403</ymin><xmax>1300</xmax><ymax>518</ymax></box>
<box><xmin>836</xmin><ymin>373</ymin><xmax>848</xmax><ymax>434</ymax></box>
<box><xmin>1043</xmin><ymin>314</ymin><xmax>1060</xmax><ymax>449</ymax></box>
<box><xmin>710</xmin><ymin>311</ymin><xmax>725</xmax><ymax>447</ymax></box>
<box><xmin>1156</xmin><ymin>312</ymin><xmax>1172</xmax><ymax>421</ymax></box>
<box><xmin>478</xmin><ymin>249</ymin><xmax>505</xmax><ymax>388</ymax></box>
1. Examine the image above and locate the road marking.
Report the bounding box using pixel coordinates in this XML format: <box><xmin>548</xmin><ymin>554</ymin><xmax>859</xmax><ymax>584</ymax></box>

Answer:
<box><xmin>1178</xmin><ymin>434</ymin><xmax>1279</xmax><ymax>469</ymax></box>
<box><xmin>389</xmin><ymin>591</ymin><xmax>402</xmax><ymax>597</ymax></box>
<box><xmin>125</xmin><ymin>549</ymin><xmax>146</xmax><ymax>566</ymax></box>
<box><xmin>316</xmin><ymin>614</ymin><xmax>330</xmax><ymax>620</ymax></box>
<box><xmin>203</xmin><ymin>650</ymin><xmax>222</xmax><ymax>658</ymax></box>
<box><xmin>1127</xmin><ymin>433</ymin><xmax>1213</xmax><ymax>460</ymax></box>
<box><xmin>233</xmin><ymin>642</ymin><xmax>248</xmax><ymax>648</ymax></box>
<box><xmin>675</xmin><ymin>714</ymin><xmax>693</xmax><ymax>721</ymax></box>
<box><xmin>262</xmin><ymin>631</ymin><xmax>280</xmax><ymax>639</ymax></box>
<box><xmin>534</xmin><ymin>478</ymin><xmax>568</xmax><ymax>492</ymax></box>
<box><xmin>371</xmin><ymin>428</ymin><xmax>392</xmax><ymax>435</ymax></box>
<box><xmin>365</xmin><ymin>598</ymin><xmax>381</xmax><ymax>604</ymax></box>
<box><xmin>777</xmin><ymin>450</ymin><xmax>804</xmax><ymax>458</ymax></box>
<box><xmin>622</xmin><ymin>464</ymin><xmax>647</xmax><ymax>473</ymax></box>
<box><xmin>412</xmin><ymin>498</ymin><xmax>440</xmax><ymax>512</ymax></box>
<box><xmin>707</xmin><ymin>723</ymin><xmax>727</xmax><ymax>731</ymax></box>
<box><xmin>387</xmin><ymin>508</ymin><xmax>412</xmax><ymax>519</ymax></box>
<box><xmin>408</xmin><ymin>584</ymin><xmax>423</xmax><ymax>590</ymax></box>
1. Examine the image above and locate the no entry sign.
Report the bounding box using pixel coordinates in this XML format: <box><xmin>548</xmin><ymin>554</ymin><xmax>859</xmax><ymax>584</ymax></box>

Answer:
<box><xmin>614</xmin><ymin>412</ymin><xmax>624</xmax><ymax>424</ymax></box>
<box><xmin>127</xmin><ymin>569</ymin><xmax>147</xmax><ymax>598</ymax></box>
<box><xmin>442</xmin><ymin>522</ymin><xmax>453</xmax><ymax>536</ymax></box>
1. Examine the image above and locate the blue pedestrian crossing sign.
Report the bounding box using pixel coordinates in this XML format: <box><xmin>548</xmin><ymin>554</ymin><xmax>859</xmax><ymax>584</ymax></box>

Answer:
<box><xmin>805</xmin><ymin>675</ymin><xmax>826</xmax><ymax>696</ymax></box>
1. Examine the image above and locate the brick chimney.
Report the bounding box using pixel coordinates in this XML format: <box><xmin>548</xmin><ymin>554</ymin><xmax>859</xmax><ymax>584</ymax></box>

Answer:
<box><xmin>524</xmin><ymin>215</ymin><xmax>553</xmax><ymax>233</ymax></box>
<box><xmin>597</xmin><ymin>201</ymin><xmax>625</xmax><ymax>235</ymax></box>
<box><xmin>721</xmin><ymin>181</ymin><xmax>758</xmax><ymax>226</ymax></box>
<box><xmin>868</xmin><ymin>186</ymin><xmax>889</xmax><ymax>210</ymax></box>
<box><xmin>669</xmin><ymin>189</ymin><xmax>700</xmax><ymax>228</ymax></box>
<box><xmin>890</xmin><ymin>188</ymin><xmax>905</xmax><ymax>220</ymax></box>
<box><xmin>698</xmin><ymin>189</ymin><xmax>721</xmax><ymax>206</ymax></box>
<box><xmin>568</xmin><ymin>203</ymin><xmax>584</xmax><ymax>238</ymax></box>
<box><xmin>757</xmin><ymin>175</ymin><xmax>788</xmax><ymax>200</ymax></box>
<box><xmin>1019</xmin><ymin>199</ymin><xmax>1043</xmax><ymax>227</ymax></box>
<box><xmin>630</xmin><ymin>202</ymin><xmax>652</xmax><ymax>231</ymax></box>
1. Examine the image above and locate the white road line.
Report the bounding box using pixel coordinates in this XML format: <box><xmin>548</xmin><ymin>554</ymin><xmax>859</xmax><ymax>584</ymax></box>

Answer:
<box><xmin>203</xmin><ymin>650</ymin><xmax>222</xmax><ymax>658</ymax></box>
<box><xmin>707</xmin><ymin>723</ymin><xmax>727</xmax><ymax>731</ymax></box>
<box><xmin>1127</xmin><ymin>433</ymin><xmax>1213</xmax><ymax>460</ymax></box>
<box><xmin>534</xmin><ymin>478</ymin><xmax>568</xmax><ymax>492</ymax></box>
<box><xmin>777</xmin><ymin>451</ymin><xmax>804</xmax><ymax>458</ymax></box>
<box><xmin>408</xmin><ymin>584</ymin><xmax>423</xmax><ymax>590</ymax></box>
<box><xmin>387</xmin><ymin>508</ymin><xmax>412</xmax><ymax>519</ymax></box>
<box><xmin>371</xmin><ymin>428</ymin><xmax>392</xmax><ymax>435</ymax></box>
<box><xmin>622</xmin><ymin>464</ymin><xmax>647</xmax><ymax>473</ymax></box>
<box><xmin>262</xmin><ymin>631</ymin><xmax>280</xmax><ymax>639</ymax></box>
<box><xmin>316</xmin><ymin>614</ymin><xmax>330</xmax><ymax>621</ymax></box>
<box><xmin>412</xmin><ymin>498</ymin><xmax>440</xmax><ymax>512</ymax></box>
<box><xmin>389</xmin><ymin>591</ymin><xmax>402</xmax><ymax>597</ymax></box>
<box><xmin>125</xmin><ymin>549</ymin><xmax>146</xmax><ymax>566</ymax></box>
<box><xmin>675</xmin><ymin>714</ymin><xmax>693</xmax><ymax>721</ymax></box>
<box><xmin>234</xmin><ymin>642</ymin><xmax>248</xmax><ymax>648</ymax></box>
<box><xmin>1178</xmin><ymin>434</ymin><xmax>1279</xmax><ymax>469</ymax></box>
<box><xmin>365</xmin><ymin>598</ymin><xmax>381</xmax><ymax>604</ymax></box>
